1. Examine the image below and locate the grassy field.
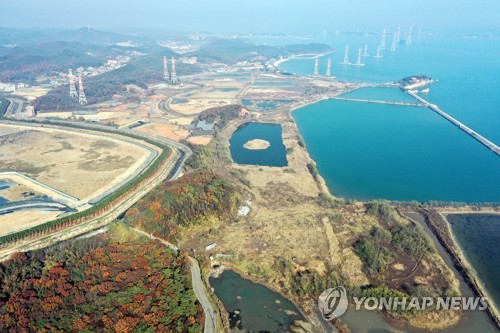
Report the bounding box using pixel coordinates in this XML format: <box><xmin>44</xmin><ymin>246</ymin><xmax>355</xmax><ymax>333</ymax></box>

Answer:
<box><xmin>0</xmin><ymin>124</ymin><xmax>152</xmax><ymax>199</ymax></box>
<box><xmin>175</xmin><ymin>114</ymin><xmax>463</xmax><ymax>330</ymax></box>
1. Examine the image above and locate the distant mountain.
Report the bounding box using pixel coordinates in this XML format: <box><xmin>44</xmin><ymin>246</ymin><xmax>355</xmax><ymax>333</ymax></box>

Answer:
<box><xmin>0</xmin><ymin>27</ymin><xmax>174</xmax><ymax>82</ymax></box>
<box><xmin>34</xmin><ymin>51</ymin><xmax>202</xmax><ymax>111</ymax></box>
<box><xmin>0</xmin><ymin>27</ymin><xmax>150</xmax><ymax>47</ymax></box>
<box><xmin>0</xmin><ymin>41</ymin><xmax>127</xmax><ymax>82</ymax></box>
<box><xmin>192</xmin><ymin>39</ymin><xmax>332</xmax><ymax>64</ymax></box>
<box><xmin>53</xmin><ymin>27</ymin><xmax>137</xmax><ymax>45</ymax></box>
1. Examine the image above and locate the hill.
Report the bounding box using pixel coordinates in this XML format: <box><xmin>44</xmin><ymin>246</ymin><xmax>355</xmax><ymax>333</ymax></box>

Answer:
<box><xmin>193</xmin><ymin>39</ymin><xmax>332</xmax><ymax>64</ymax></box>
<box><xmin>125</xmin><ymin>171</ymin><xmax>239</xmax><ymax>242</ymax></box>
<box><xmin>0</xmin><ymin>27</ymin><xmax>148</xmax><ymax>47</ymax></box>
<box><xmin>0</xmin><ymin>41</ymin><xmax>127</xmax><ymax>83</ymax></box>
<box><xmin>0</xmin><ymin>234</ymin><xmax>201</xmax><ymax>332</ymax></box>
<box><xmin>34</xmin><ymin>52</ymin><xmax>202</xmax><ymax>111</ymax></box>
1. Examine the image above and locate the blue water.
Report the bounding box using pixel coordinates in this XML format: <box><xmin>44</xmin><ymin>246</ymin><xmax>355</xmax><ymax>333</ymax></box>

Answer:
<box><xmin>293</xmin><ymin>99</ymin><xmax>500</xmax><ymax>202</ymax></box>
<box><xmin>215</xmin><ymin>87</ymin><xmax>239</xmax><ymax>92</ymax></box>
<box><xmin>448</xmin><ymin>214</ymin><xmax>500</xmax><ymax>310</ymax></box>
<box><xmin>229</xmin><ymin>122</ymin><xmax>287</xmax><ymax>167</ymax></box>
<box><xmin>280</xmin><ymin>33</ymin><xmax>500</xmax><ymax>202</ymax></box>
<box><xmin>280</xmin><ymin>34</ymin><xmax>500</xmax><ymax>144</ymax></box>
<box><xmin>0</xmin><ymin>196</ymin><xmax>8</xmax><ymax>207</ymax></box>
<box><xmin>340</xmin><ymin>86</ymin><xmax>416</xmax><ymax>102</ymax></box>
<box><xmin>170</xmin><ymin>98</ymin><xmax>188</xmax><ymax>104</ymax></box>
<box><xmin>210</xmin><ymin>270</ymin><xmax>305</xmax><ymax>332</ymax></box>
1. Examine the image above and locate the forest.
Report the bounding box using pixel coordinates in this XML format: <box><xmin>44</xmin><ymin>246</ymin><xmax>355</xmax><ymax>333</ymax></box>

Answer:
<box><xmin>125</xmin><ymin>170</ymin><xmax>239</xmax><ymax>243</ymax></box>
<box><xmin>34</xmin><ymin>54</ymin><xmax>201</xmax><ymax>111</ymax></box>
<box><xmin>192</xmin><ymin>39</ymin><xmax>332</xmax><ymax>64</ymax></box>
<box><xmin>197</xmin><ymin>104</ymin><xmax>243</xmax><ymax>130</ymax></box>
<box><xmin>0</xmin><ymin>234</ymin><xmax>201</xmax><ymax>332</ymax></box>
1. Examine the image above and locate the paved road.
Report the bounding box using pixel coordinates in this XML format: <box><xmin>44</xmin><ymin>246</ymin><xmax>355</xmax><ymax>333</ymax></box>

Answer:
<box><xmin>0</xmin><ymin>120</ymin><xmax>213</xmax><ymax>329</ymax></box>
<box><xmin>0</xmin><ymin>147</ymin><xmax>180</xmax><ymax>258</ymax></box>
<box><xmin>4</xmin><ymin>98</ymin><xmax>25</xmax><ymax>117</ymax></box>
<box><xmin>0</xmin><ymin>123</ymin><xmax>191</xmax><ymax>256</ymax></box>
<box><xmin>189</xmin><ymin>257</ymin><xmax>217</xmax><ymax>333</ymax></box>
<box><xmin>0</xmin><ymin>201</ymin><xmax>67</xmax><ymax>215</ymax></box>
<box><xmin>131</xmin><ymin>228</ymin><xmax>217</xmax><ymax>333</ymax></box>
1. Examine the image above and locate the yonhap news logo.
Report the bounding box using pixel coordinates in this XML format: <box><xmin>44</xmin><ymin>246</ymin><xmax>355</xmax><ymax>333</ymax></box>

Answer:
<box><xmin>318</xmin><ymin>287</ymin><xmax>349</xmax><ymax>320</ymax></box>
<box><xmin>317</xmin><ymin>286</ymin><xmax>489</xmax><ymax>322</ymax></box>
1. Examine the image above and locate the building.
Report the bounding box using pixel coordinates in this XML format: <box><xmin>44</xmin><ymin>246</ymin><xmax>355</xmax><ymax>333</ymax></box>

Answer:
<box><xmin>25</xmin><ymin>106</ymin><xmax>36</xmax><ymax>117</ymax></box>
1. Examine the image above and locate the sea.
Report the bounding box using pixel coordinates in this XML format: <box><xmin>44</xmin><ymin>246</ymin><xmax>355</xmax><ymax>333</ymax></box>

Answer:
<box><xmin>271</xmin><ymin>31</ymin><xmax>500</xmax><ymax>203</ymax></box>
<box><xmin>244</xmin><ymin>31</ymin><xmax>500</xmax><ymax>332</ymax></box>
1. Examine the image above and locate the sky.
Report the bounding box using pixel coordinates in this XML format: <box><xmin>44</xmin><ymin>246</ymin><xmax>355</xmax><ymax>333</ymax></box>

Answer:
<box><xmin>0</xmin><ymin>0</ymin><xmax>499</xmax><ymax>34</ymax></box>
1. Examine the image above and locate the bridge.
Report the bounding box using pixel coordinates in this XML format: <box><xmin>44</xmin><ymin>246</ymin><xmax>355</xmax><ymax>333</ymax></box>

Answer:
<box><xmin>405</xmin><ymin>89</ymin><xmax>500</xmax><ymax>156</ymax></box>
<box><xmin>334</xmin><ymin>96</ymin><xmax>426</xmax><ymax>107</ymax></box>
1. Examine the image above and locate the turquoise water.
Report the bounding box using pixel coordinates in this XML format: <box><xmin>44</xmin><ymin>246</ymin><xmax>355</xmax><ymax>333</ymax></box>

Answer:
<box><xmin>340</xmin><ymin>87</ymin><xmax>416</xmax><ymax>103</ymax></box>
<box><xmin>210</xmin><ymin>270</ymin><xmax>305</xmax><ymax>332</ymax></box>
<box><xmin>293</xmin><ymin>99</ymin><xmax>500</xmax><ymax>202</ymax></box>
<box><xmin>447</xmin><ymin>214</ymin><xmax>500</xmax><ymax>310</ymax></box>
<box><xmin>256</xmin><ymin>101</ymin><xmax>278</xmax><ymax>109</ymax></box>
<box><xmin>216</xmin><ymin>87</ymin><xmax>239</xmax><ymax>92</ymax></box>
<box><xmin>0</xmin><ymin>180</ymin><xmax>13</xmax><ymax>208</ymax></box>
<box><xmin>229</xmin><ymin>122</ymin><xmax>287</xmax><ymax>167</ymax></box>
<box><xmin>281</xmin><ymin>33</ymin><xmax>500</xmax><ymax>202</ymax></box>
<box><xmin>171</xmin><ymin>98</ymin><xmax>188</xmax><ymax>104</ymax></box>
<box><xmin>280</xmin><ymin>34</ymin><xmax>500</xmax><ymax>144</ymax></box>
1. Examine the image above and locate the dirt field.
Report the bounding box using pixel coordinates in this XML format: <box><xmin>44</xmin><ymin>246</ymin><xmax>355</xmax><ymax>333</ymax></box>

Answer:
<box><xmin>0</xmin><ymin>124</ymin><xmax>152</xmax><ymax>200</ymax></box>
<box><xmin>0</xmin><ymin>180</ymin><xmax>45</xmax><ymax>202</ymax></box>
<box><xmin>187</xmin><ymin>136</ymin><xmax>213</xmax><ymax>145</ymax></box>
<box><xmin>169</xmin><ymin>99</ymin><xmax>234</xmax><ymax>115</ymax></box>
<box><xmin>0</xmin><ymin>210</ymin><xmax>62</xmax><ymax>235</ymax></box>
<box><xmin>169</xmin><ymin>117</ymin><xmax>195</xmax><ymax>126</ymax></box>
<box><xmin>13</xmin><ymin>86</ymin><xmax>51</xmax><ymax>101</ymax></box>
<box><xmin>136</xmin><ymin>123</ymin><xmax>189</xmax><ymax>141</ymax></box>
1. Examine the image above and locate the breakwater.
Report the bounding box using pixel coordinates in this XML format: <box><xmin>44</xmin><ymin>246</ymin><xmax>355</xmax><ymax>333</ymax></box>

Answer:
<box><xmin>404</xmin><ymin>89</ymin><xmax>500</xmax><ymax>156</ymax></box>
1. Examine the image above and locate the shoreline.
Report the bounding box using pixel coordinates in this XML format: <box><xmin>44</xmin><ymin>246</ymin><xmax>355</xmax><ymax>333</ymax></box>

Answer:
<box><xmin>208</xmin><ymin>266</ymin><xmax>334</xmax><ymax>333</ymax></box>
<box><xmin>440</xmin><ymin>211</ymin><xmax>500</xmax><ymax>325</ymax></box>
<box><xmin>283</xmin><ymin>97</ymin><xmax>500</xmax><ymax>330</ymax></box>
<box><xmin>222</xmin><ymin>78</ymin><xmax>500</xmax><ymax>331</ymax></box>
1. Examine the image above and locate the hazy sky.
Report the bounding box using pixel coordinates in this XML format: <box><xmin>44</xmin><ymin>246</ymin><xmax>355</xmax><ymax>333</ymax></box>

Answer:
<box><xmin>1</xmin><ymin>0</ymin><xmax>498</xmax><ymax>34</ymax></box>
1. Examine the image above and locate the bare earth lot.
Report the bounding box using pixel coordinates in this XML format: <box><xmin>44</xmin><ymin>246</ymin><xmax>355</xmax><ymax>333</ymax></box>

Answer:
<box><xmin>0</xmin><ymin>124</ymin><xmax>151</xmax><ymax>200</ymax></box>
<box><xmin>0</xmin><ymin>123</ymin><xmax>157</xmax><ymax>236</ymax></box>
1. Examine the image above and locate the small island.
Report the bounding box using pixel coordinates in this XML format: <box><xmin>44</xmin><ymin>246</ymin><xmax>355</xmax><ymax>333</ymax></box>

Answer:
<box><xmin>398</xmin><ymin>75</ymin><xmax>434</xmax><ymax>90</ymax></box>
<box><xmin>243</xmin><ymin>139</ymin><xmax>271</xmax><ymax>150</ymax></box>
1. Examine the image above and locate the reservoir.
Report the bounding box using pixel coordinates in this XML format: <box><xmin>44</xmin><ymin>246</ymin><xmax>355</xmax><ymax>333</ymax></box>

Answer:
<box><xmin>210</xmin><ymin>270</ymin><xmax>306</xmax><ymax>332</ymax></box>
<box><xmin>292</xmin><ymin>96</ymin><xmax>500</xmax><ymax>202</ymax></box>
<box><xmin>447</xmin><ymin>214</ymin><xmax>500</xmax><ymax>310</ymax></box>
<box><xmin>229</xmin><ymin>122</ymin><xmax>287</xmax><ymax>167</ymax></box>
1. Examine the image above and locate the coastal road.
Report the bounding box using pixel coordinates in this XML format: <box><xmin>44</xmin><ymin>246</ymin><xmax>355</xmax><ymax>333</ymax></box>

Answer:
<box><xmin>131</xmin><ymin>228</ymin><xmax>217</xmax><ymax>333</ymax></box>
